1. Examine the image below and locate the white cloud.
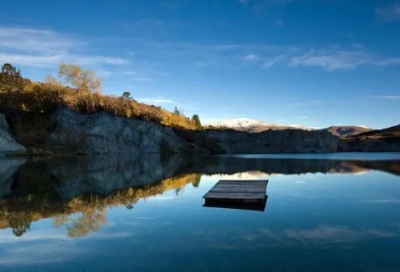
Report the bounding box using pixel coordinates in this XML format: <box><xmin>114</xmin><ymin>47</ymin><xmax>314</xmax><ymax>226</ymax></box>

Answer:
<box><xmin>376</xmin><ymin>5</ymin><xmax>400</xmax><ymax>21</ymax></box>
<box><xmin>0</xmin><ymin>27</ymin><xmax>127</xmax><ymax>68</ymax></box>
<box><xmin>244</xmin><ymin>53</ymin><xmax>260</xmax><ymax>61</ymax></box>
<box><xmin>132</xmin><ymin>77</ymin><xmax>153</xmax><ymax>81</ymax></box>
<box><xmin>138</xmin><ymin>96</ymin><xmax>174</xmax><ymax>104</ymax></box>
<box><xmin>121</xmin><ymin>71</ymin><xmax>138</xmax><ymax>75</ymax></box>
<box><xmin>371</xmin><ymin>95</ymin><xmax>400</xmax><ymax>100</ymax></box>
<box><xmin>289</xmin><ymin>50</ymin><xmax>368</xmax><ymax>71</ymax></box>
<box><xmin>262</xmin><ymin>55</ymin><xmax>285</xmax><ymax>68</ymax></box>
<box><xmin>154</xmin><ymin>41</ymin><xmax>400</xmax><ymax>71</ymax></box>
<box><xmin>0</xmin><ymin>53</ymin><xmax>127</xmax><ymax>68</ymax></box>
<box><xmin>0</xmin><ymin>27</ymin><xmax>82</xmax><ymax>53</ymax></box>
<box><xmin>289</xmin><ymin>50</ymin><xmax>400</xmax><ymax>71</ymax></box>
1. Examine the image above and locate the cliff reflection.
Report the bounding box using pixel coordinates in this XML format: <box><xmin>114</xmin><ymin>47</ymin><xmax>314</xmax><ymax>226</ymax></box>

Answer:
<box><xmin>1</xmin><ymin>154</ymin><xmax>400</xmax><ymax>238</ymax></box>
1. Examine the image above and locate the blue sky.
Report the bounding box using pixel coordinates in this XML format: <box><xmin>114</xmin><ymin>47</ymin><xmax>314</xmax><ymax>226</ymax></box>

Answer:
<box><xmin>0</xmin><ymin>0</ymin><xmax>399</xmax><ymax>129</ymax></box>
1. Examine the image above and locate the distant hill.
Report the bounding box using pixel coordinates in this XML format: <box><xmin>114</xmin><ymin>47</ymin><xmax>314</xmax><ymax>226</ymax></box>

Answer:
<box><xmin>324</xmin><ymin>126</ymin><xmax>373</xmax><ymax>139</ymax></box>
<box><xmin>353</xmin><ymin>124</ymin><xmax>400</xmax><ymax>139</ymax></box>
<box><xmin>207</xmin><ymin>118</ymin><xmax>312</xmax><ymax>132</ymax></box>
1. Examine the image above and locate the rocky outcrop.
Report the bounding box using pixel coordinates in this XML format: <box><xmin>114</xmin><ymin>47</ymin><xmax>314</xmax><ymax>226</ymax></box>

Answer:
<box><xmin>47</xmin><ymin>107</ymin><xmax>188</xmax><ymax>153</ymax></box>
<box><xmin>194</xmin><ymin>129</ymin><xmax>341</xmax><ymax>153</ymax></box>
<box><xmin>0</xmin><ymin>113</ymin><xmax>26</xmax><ymax>153</ymax></box>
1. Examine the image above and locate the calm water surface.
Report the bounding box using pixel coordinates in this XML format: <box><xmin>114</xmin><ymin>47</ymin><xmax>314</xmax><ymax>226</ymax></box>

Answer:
<box><xmin>1</xmin><ymin>153</ymin><xmax>400</xmax><ymax>272</ymax></box>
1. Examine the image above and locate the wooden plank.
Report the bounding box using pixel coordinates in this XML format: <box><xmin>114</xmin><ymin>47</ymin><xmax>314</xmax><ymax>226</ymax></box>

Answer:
<box><xmin>203</xmin><ymin>192</ymin><xmax>265</xmax><ymax>200</ymax></box>
<box><xmin>211</xmin><ymin>184</ymin><xmax>266</xmax><ymax>189</ymax></box>
<box><xmin>217</xmin><ymin>180</ymin><xmax>268</xmax><ymax>185</ymax></box>
<box><xmin>209</xmin><ymin>187</ymin><xmax>264</xmax><ymax>193</ymax></box>
<box><xmin>214</xmin><ymin>183</ymin><xmax>267</xmax><ymax>187</ymax></box>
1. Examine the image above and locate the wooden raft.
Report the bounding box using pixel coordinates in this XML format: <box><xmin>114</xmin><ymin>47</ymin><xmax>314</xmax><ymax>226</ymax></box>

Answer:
<box><xmin>203</xmin><ymin>180</ymin><xmax>269</xmax><ymax>211</ymax></box>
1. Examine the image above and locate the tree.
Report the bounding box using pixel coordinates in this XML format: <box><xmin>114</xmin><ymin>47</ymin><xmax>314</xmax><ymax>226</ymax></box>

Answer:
<box><xmin>174</xmin><ymin>106</ymin><xmax>180</xmax><ymax>115</ymax></box>
<box><xmin>191</xmin><ymin>114</ymin><xmax>202</xmax><ymax>129</ymax></box>
<box><xmin>122</xmin><ymin>91</ymin><xmax>132</xmax><ymax>100</ymax></box>
<box><xmin>0</xmin><ymin>63</ymin><xmax>24</xmax><ymax>92</ymax></box>
<box><xmin>58</xmin><ymin>63</ymin><xmax>103</xmax><ymax>93</ymax></box>
<box><xmin>45</xmin><ymin>74</ymin><xmax>63</xmax><ymax>87</ymax></box>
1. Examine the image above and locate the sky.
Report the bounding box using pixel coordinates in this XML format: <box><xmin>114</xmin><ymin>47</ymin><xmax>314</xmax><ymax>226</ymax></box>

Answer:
<box><xmin>0</xmin><ymin>0</ymin><xmax>399</xmax><ymax>129</ymax></box>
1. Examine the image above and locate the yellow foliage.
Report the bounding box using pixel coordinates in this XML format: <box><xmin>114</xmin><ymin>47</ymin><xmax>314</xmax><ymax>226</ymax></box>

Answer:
<box><xmin>0</xmin><ymin>82</ymin><xmax>196</xmax><ymax>129</ymax></box>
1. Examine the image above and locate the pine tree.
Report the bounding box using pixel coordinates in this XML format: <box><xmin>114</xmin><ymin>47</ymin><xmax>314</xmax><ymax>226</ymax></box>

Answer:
<box><xmin>174</xmin><ymin>106</ymin><xmax>180</xmax><ymax>115</ymax></box>
<box><xmin>191</xmin><ymin>114</ymin><xmax>202</xmax><ymax>129</ymax></box>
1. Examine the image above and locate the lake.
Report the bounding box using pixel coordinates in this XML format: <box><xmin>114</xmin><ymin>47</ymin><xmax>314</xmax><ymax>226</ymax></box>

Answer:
<box><xmin>1</xmin><ymin>153</ymin><xmax>400</xmax><ymax>272</ymax></box>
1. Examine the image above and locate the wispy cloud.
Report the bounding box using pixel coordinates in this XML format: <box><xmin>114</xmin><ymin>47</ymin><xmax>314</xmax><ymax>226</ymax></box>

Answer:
<box><xmin>0</xmin><ymin>27</ymin><xmax>82</xmax><ymax>53</ymax></box>
<box><xmin>132</xmin><ymin>77</ymin><xmax>153</xmax><ymax>81</ymax></box>
<box><xmin>288</xmin><ymin>100</ymin><xmax>322</xmax><ymax>106</ymax></box>
<box><xmin>121</xmin><ymin>71</ymin><xmax>137</xmax><ymax>75</ymax></box>
<box><xmin>296</xmin><ymin>116</ymin><xmax>308</xmax><ymax>119</ymax></box>
<box><xmin>138</xmin><ymin>96</ymin><xmax>174</xmax><ymax>104</ymax></box>
<box><xmin>262</xmin><ymin>55</ymin><xmax>285</xmax><ymax>68</ymax></box>
<box><xmin>376</xmin><ymin>5</ymin><xmax>400</xmax><ymax>21</ymax></box>
<box><xmin>371</xmin><ymin>95</ymin><xmax>400</xmax><ymax>100</ymax></box>
<box><xmin>147</xmin><ymin>41</ymin><xmax>400</xmax><ymax>71</ymax></box>
<box><xmin>0</xmin><ymin>53</ymin><xmax>127</xmax><ymax>68</ymax></box>
<box><xmin>0</xmin><ymin>27</ymin><xmax>127</xmax><ymax>68</ymax></box>
<box><xmin>289</xmin><ymin>50</ymin><xmax>400</xmax><ymax>71</ymax></box>
<box><xmin>244</xmin><ymin>53</ymin><xmax>260</xmax><ymax>61</ymax></box>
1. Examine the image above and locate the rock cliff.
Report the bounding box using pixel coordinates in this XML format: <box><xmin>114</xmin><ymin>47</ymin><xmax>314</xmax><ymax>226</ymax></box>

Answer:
<box><xmin>0</xmin><ymin>113</ymin><xmax>26</xmax><ymax>153</ymax></box>
<box><xmin>47</xmin><ymin>107</ymin><xmax>188</xmax><ymax>153</ymax></box>
<box><xmin>1</xmin><ymin>108</ymin><xmax>399</xmax><ymax>154</ymax></box>
<box><xmin>178</xmin><ymin>129</ymin><xmax>341</xmax><ymax>154</ymax></box>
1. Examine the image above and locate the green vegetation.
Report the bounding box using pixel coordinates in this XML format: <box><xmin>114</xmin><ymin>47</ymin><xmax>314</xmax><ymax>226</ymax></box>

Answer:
<box><xmin>191</xmin><ymin>114</ymin><xmax>203</xmax><ymax>130</ymax></box>
<box><xmin>0</xmin><ymin>63</ymin><xmax>202</xmax><ymax>130</ymax></box>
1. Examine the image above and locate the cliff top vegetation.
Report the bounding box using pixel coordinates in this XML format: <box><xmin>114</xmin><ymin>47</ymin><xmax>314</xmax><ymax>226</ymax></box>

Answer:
<box><xmin>0</xmin><ymin>63</ymin><xmax>203</xmax><ymax>130</ymax></box>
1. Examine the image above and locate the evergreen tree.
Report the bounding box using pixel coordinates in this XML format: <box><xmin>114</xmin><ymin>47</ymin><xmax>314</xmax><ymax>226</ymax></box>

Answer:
<box><xmin>174</xmin><ymin>106</ymin><xmax>180</xmax><ymax>115</ymax></box>
<box><xmin>0</xmin><ymin>63</ymin><xmax>24</xmax><ymax>92</ymax></box>
<box><xmin>122</xmin><ymin>92</ymin><xmax>132</xmax><ymax>100</ymax></box>
<box><xmin>191</xmin><ymin>114</ymin><xmax>202</xmax><ymax>129</ymax></box>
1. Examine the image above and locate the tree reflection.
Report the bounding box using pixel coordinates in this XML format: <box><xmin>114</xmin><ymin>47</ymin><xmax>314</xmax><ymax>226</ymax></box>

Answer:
<box><xmin>66</xmin><ymin>208</ymin><xmax>107</xmax><ymax>237</ymax></box>
<box><xmin>8</xmin><ymin>211</ymin><xmax>32</xmax><ymax>237</ymax></box>
<box><xmin>1</xmin><ymin>173</ymin><xmax>200</xmax><ymax>238</ymax></box>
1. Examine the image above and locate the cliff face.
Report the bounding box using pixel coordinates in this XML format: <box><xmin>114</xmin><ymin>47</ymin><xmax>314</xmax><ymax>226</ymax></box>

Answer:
<box><xmin>0</xmin><ymin>113</ymin><xmax>26</xmax><ymax>153</ymax></box>
<box><xmin>2</xmin><ymin>108</ymin><xmax>399</xmax><ymax>154</ymax></box>
<box><xmin>194</xmin><ymin>129</ymin><xmax>341</xmax><ymax>153</ymax></box>
<box><xmin>47</xmin><ymin>107</ymin><xmax>187</xmax><ymax>153</ymax></box>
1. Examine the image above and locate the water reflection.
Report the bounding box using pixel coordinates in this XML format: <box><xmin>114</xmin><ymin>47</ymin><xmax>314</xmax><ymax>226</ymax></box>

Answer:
<box><xmin>1</xmin><ymin>154</ymin><xmax>400</xmax><ymax>238</ymax></box>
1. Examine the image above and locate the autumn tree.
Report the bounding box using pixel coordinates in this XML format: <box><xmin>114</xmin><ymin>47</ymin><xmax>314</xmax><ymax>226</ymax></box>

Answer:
<box><xmin>191</xmin><ymin>114</ymin><xmax>202</xmax><ymax>129</ymax></box>
<box><xmin>58</xmin><ymin>63</ymin><xmax>103</xmax><ymax>93</ymax></box>
<box><xmin>44</xmin><ymin>74</ymin><xmax>63</xmax><ymax>87</ymax></box>
<box><xmin>0</xmin><ymin>63</ymin><xmax>24</xmax><ymax>92</ymax></box>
